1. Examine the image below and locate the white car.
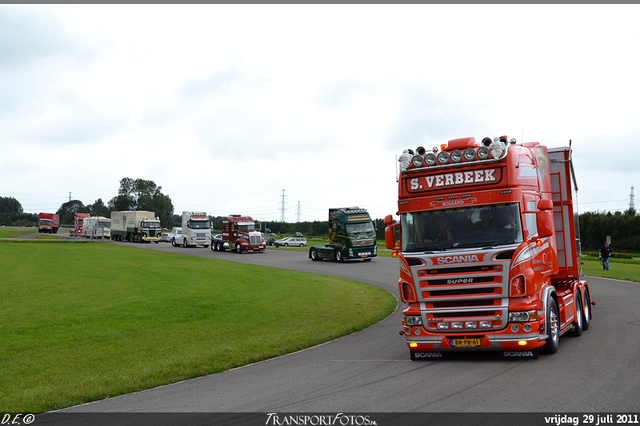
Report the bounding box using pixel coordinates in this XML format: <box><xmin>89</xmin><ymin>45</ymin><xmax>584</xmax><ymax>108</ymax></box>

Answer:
<box><xmin>160</xmin><ymin>232</ymin><xmax>172</xmax><ymax>242</ymax></box>
<box><xmin>274</xmin><ymin>237</ymin><xmax>307</xmax><ymax>247</ymax></box>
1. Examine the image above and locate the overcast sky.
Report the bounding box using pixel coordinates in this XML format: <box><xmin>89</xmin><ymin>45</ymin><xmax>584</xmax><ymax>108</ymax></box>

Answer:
<box><xmin>2</xmin><ymin>4</ymin><xmax>639</xmax><ymax>223</ymax></box>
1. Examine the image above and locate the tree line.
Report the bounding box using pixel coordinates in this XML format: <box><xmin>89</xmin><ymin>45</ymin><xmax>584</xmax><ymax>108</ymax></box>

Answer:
<box><xmin>0</xmin><ymin>178</ymin><xmax>175</xmax><ymax>229</ymax></box>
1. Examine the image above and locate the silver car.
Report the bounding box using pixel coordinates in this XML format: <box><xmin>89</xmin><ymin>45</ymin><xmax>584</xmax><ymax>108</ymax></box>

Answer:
<box><xmin>274</xmin><ymin>237</ymin><xmax>307</xmax><ymax>247</ymax></box>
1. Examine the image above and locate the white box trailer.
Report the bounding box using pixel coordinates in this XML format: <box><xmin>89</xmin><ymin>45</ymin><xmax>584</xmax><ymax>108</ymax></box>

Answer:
<box><xmin>111</xmin><ymin>211</ymin><xmax>162</xmax><ymax>243</ymax></box>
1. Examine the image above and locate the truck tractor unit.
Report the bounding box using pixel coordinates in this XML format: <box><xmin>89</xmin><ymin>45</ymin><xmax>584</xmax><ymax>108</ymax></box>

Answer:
<box><xmin>82</xmin><ymin>217</ymin><xmax>96</xmax><ymax>238</ymax></box>
<box><xmin>70</xmin><ymin>213</ymin><xmax>90</xmax><ymax>237</ymax></box>
<box><xmin>385</xmin><ymin>136</ymin><xmax>592</xmax><ymax>359</ymax></box>
<box><xmin>309</xmin><ymin>207</ymin><xmax>377</xmax><ymax>262</ymax></box>
<box><xmin>173</xmin><ymin>212</ymin><xmax>211</xmax><ymax>248</ymax></box>
<box><xmin>212</xmin><ymin>215</ymin><xmax>265</xmax><ymax>253</ymax></box>
<box><xmin>38</xmin><ymin>213</ymin><xmax>60</xmax><ymax>234</ymax></box>
<box><xmin>111</xmin><ymin>211</ymin><xmax>162</xmax><ymax>243</ymax></box>
<box><xmin>88</xmin><ymin>216</ymin><xmax>111</xmax><ymax>239</ymax></box>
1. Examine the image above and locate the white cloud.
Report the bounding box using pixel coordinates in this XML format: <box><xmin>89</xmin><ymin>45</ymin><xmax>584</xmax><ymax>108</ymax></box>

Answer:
<box><xmin>2</xmin><ymin>4</ymin><xmax>640</xmax><ymax>220</ymax></box>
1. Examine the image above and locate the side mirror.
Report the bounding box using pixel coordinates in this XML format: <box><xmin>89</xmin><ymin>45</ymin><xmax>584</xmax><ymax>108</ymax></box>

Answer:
<box><xmin>537</xmin><ymin>211</ymin><xmax>554</xmax><ymax>238</ymax></box>
<box><xmin>538</xmin><ymin>199</ymin><xmax>553</xmax><ymax>211</ymax></box>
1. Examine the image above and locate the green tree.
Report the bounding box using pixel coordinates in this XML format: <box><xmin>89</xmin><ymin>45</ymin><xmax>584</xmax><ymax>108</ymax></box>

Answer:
<box><xmin>88</xmin><ymin>198</ymin><xmax>110</xmax><ymax>217</ymax></box>
<box><xmin>56</xmin><ymin>200</ymin><xmax>88</xmax><ymax>225</ymax></box>
<box><xmin>108</xmin><ymin>178</ymin><xmax>174</xmax><ymax>228</ymax></box>
<box><xmin>0</xmin><ymin>196</ymin><xmax>23</xmax><ymax>213</ymax></box>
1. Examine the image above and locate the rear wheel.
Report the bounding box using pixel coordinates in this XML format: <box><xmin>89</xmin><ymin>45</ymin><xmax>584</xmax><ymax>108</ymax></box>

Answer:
<box><xmin>572</xmin><ymin>291</ymin><xmax>584</xmax><ymax>336</ymax></box>
<box><xmin>542</xmin><ymin>295</ymin><xmax>560</xmax><ymax>354</ymax></box>
<box><xmin>583</xmin><ymin>289</ymin><xmax>592</xmax><ymax>331</ymax></box>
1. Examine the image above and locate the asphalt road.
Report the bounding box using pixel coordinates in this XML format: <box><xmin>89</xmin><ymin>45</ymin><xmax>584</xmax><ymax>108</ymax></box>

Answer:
<box><xmin>59</xmin><ymin>241</ymin><xmax>640</xmax><ymax>414</ymax></box>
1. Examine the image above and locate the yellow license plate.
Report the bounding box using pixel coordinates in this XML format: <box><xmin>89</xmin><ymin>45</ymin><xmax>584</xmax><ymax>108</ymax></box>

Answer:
<box><xmin>451</xmin><ymin>338</ymin><xmax>481</xmax><ymax>347</ymax></box>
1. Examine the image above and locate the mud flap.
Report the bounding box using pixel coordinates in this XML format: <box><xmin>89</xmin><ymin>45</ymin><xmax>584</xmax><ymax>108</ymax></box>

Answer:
<box><xmin>502</xmin><ymin>349</ymin><xmax>539</xmax><ymax>359</ymax></box>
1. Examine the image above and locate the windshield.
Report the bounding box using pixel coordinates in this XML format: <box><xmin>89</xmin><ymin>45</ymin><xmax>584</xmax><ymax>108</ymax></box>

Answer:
<box><xmin>401</xmin><ymin>203</ymin><xmax>524</xmax><ymax>252</ymax></box>
<box><xmin>97</xmin><ymin>221</ymin><xmax>111</xmax><ymax>228</ymax></box>
<box><xmin>188</xmin><ymin>219</ymin><xmax>210</xmax><ymax>229</ymax></box>
<box><xmin>142</xmin><ymin>221</ymin><xmax>161</xmax><ymax>228</ymax></box>
<box><xmin>238</xmin><ymin>223</ymin><xmax>255</xmax><ymax>231</ymax></box>
<box><xmin>345</xmin><ymin>221</ymin><xmax>375</xmax><ymax>234</ymax></box>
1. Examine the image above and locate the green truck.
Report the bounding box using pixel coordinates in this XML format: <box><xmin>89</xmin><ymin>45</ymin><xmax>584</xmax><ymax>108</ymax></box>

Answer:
<box><xmin>309</xmin><ymin>207</ymin><xmax>377</xmax><ymax>262</ymax></box>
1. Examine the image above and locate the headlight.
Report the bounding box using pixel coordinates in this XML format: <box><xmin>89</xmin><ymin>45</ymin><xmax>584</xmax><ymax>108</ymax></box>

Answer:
<box><xmin>404</xmin><ymin>315</ymin><xmax>423</xmax><ymax>326</ymax></box>
<box><xmin>508</xmin><ymin>310</ymin><xmax>537</xmax><ymax>322</ymax></box>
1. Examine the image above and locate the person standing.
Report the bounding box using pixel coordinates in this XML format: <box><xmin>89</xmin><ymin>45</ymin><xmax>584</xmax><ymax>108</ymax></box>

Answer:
<box><xmin>599</xmin><ymin>241</ymin><xmax>612</xmax><ymax>270</ymax></box>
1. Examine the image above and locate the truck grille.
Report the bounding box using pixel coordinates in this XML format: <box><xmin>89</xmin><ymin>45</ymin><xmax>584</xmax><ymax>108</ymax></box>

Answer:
<box><xmin>249</xmin><ymin>235</ymin><xmax>261</xmax><ymax>245</ymax></box>
<box><xmin>408</xmin><ymin>252</ymin><xmax>510</xmax><ymax>332</ymax></box>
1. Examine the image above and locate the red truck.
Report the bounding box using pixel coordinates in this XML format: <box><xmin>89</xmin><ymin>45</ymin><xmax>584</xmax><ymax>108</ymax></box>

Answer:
<box><xmin>38</xmin><ymin>213</ymin><xmax>60</xmax><ymax>234</ymax></box>
<box><xmin>212</xmin><ymin>215</ymin><xmax>266</xmax><ymax>253</ymax></box>
<box><xmin>69</xmin><ymin>213</ymin><xmax>90</xmax><ymax>237</ymax></box>
<box><xmin>385</xmin><ymin>136</ymin><xmax>593</xmax><ymax>359</ymax></box>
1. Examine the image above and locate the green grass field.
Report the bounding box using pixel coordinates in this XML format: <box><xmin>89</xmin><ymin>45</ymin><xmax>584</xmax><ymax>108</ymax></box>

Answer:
<box><xmin>0</xmin><ymin>241</ymin><xmax>397</xmax><ymax>413</ymax></box>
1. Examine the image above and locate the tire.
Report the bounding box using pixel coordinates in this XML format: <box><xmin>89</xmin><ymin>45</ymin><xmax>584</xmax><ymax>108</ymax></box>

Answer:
<box><xmin>572</xmin><ymin>291</ymin><xmax>584</xmax><ymax>336</ymax></box>
<box><xmin>235</xmin><ymin>242</ymin><xmax>242</xmax><ymax>253</ymax></box>
<box><xmin>542</xmin><ymin>295</ymin><xmax>560</xmax><ymax>354</ymax></box>
<box><xmin>335</xmin><ymin>248</ymin><xmax>344</xmax><ymax>262</ymax></box>
<box><xmin>299</xmin><ymin>244</ymin><xmax>304</xmax><ymax>247</ymax></box>
<box><xmin>310</xmin><ymin>248</ymin><xmax>319</xmax><ymax>261</ymax></box>
<box><xmin>171</xmin><ymin>238</ymin><xmax>176</xmax><ymax>247</ymax></box>
<box><xmin>582</xmin><ymin>289</ymin><xmax>592</xmax><ymax>331</ymax></box>
<box><xmin>183</xmin><ymin>239</ymin><xmax>188</xmax><ymax>248</ymax></box>
<box><xmin>284</xmin><ymin>243</ymin><xmax>289</xmax><ymax>247</ymax></box>
<box><xmin>211</xmin><ymin>242</ymin><xmax>216</xmax><ymax>251</ymax></box>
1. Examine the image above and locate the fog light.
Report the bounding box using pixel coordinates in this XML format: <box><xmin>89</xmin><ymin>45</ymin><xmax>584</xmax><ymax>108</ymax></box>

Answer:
<box><xmin>479</xmin><ymin>321</ymin><xmax>492</xmax><ymax>328</ymax></box>
<box><xmin>511</xmin><ymin>324</ymin><xmax>519</xmax><ymax>333</ymax></box>
<box><xmin>414</xmin><ymin>328</ymin><xmax>421</xmax><ymax>335</ymax></box>
<box><xmin>452</xmin><ymin>322</ymin><xmax>463</xmax><ymax>329</ymax></box>
<box><xmin>463</xmin><ymin>147</ymin><xmax>477</xmax><ymax>161</ymax></box>
<box><xmin>405</xmin><ymin>327</ymin><xmax>411</xmax><ymax>335</ymax></box>
<box><xmin>411</xmin><ymin>155</ymin><xmax>424</xmax><ymax>168</ymax></box>
<box><xmin>465</xmin><ymin>322</ymin><xmax>477</xmax><ymax>329</ymax></box>
<box><xmin>523</xmin><ymin>324</ymin><xmax>533</xmax><ymax>332</ymax></box>
<box><xmin>425</xmin><ymin>153</ymin><xmax>437</xmax><ymax>166</ymax></box>
<box><xmin>437</xmin><ymin>151</ymin><xmax>450</xmax><ymax>164</ymax></box>
<box><xmin>518</xmin><ymin>340</ymin><xmax>528</xmax><ymax>346</ymax></box>
<box><xmin>409</xmin><ymin>342</ymin><xmax>418</xmax><ymax>348</ymax></box>
<box><xmin>437</xmin><ymin>323</ymin><xmax>449</xmax><ymax>330</ymax></box>
<box><xmin>477</xmin><ymin>146</ymin><xmax>490</xmax><ymax>160</ymax></box>
<box><xmin>450</xmin><ymin>149</ymin><xmax>463</xmax><ymax>163</ymax></box>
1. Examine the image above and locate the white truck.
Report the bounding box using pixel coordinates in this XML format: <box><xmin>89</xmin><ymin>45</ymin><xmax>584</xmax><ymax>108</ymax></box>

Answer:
<box><xmin>90</xmin><ymin>216</ymin><xmax>112</xmax><ymax>239</ymax></box>
<box><xmin>82</xmin><ymin>217</ymin><xmax>96</xmax><ymax>238</ymax></box>
<box><xmin>110</xmin><ymin>211</ymin><xmax>162</xmax><ymax>243</ymax></box>
<box><xmin>173</xmin><ymin>212</ymin><xmax>211</xmax><ymax>248</ymax></box>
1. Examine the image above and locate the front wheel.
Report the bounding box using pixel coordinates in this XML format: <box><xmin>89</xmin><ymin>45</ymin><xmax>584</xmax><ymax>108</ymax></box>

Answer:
<box><xmin>235</xmin><ymin>242</ymin><xmax>242</xmax><ymax>253</ymax></box>
<box><xmin>335</xmin><ymin>248</ymin><xmax>344</xmax><ymax>263</ymax></box>
<box><xmin>310</xmin><ymin>248</ymin><xmax>320</xmax><ymax>261</ymax></box>
<box><xmin>171</xmin><ymin>238</ymin><xmax>177</xmax><ymax>247</ymax></box>
<box><xmin>183</xmin><ymin>239</ymin><xmax>188</xmax><ymax>248</ymax></box>
<box><xmin>542</xmin><ymin>295</ymin><xmax>560</xmax><ymax>354</ymax></box>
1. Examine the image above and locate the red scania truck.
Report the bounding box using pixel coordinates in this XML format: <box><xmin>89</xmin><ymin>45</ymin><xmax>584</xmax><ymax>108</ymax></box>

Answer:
<box><xmin>385</xmin><ymin>136</ymin><xmax>593</xmax><ymax>359</ymax></box>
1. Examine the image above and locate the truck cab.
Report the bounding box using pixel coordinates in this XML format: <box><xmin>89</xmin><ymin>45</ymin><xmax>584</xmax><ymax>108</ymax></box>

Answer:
<box><xmin>386</xmin><ymin>136</ymin><xmax>592</xmax><ymax>359</ymax></box>
<box><xmin>309</xmin><ymin>207</ymin><xmax>377</xmax><ymax>262</ymax></box>
<box><xmin>175</xmin><ymin>212</ymin><xmax>210</xmax><ymax>248</ymax></box>
<box><xmin>214</xmin><ymin>215</ymin><xmax>265</xmax><ymax>253</ymax></box>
